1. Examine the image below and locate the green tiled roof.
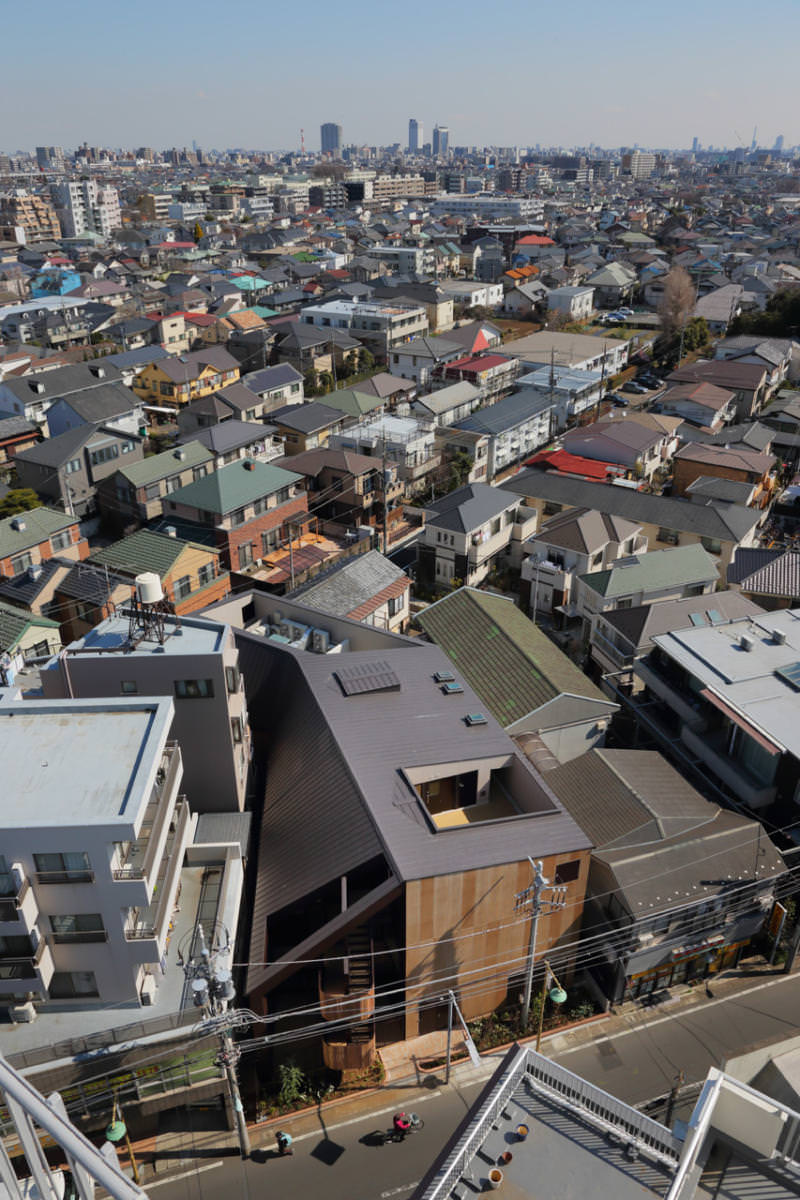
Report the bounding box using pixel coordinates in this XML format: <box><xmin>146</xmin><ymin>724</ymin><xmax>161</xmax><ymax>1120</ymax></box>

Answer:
<box><xmin>166</xmin><ymin>459</ymin><xmax>302</xmax><ymax>517</ymax></box>
<box><xmin>118</xmin><ymin>441</ymin><xmax>213</xmax><ymax>488</ymax></box>
<box><xmin>416</xmin><ymin>588</ymin><xmax>607</xmax><ymax>726</ymax></box>
<box><xmin>89</xmin><ymin>529</ymin><xmax>194</xmax><ymax>579</ymax></box>
<box><xmin>250</xmin><ymin>305</ymin><xmax>278</xmax><ymax>318</ymax></box>
<box><xmin>0</xmin><ymin>599</ymin><xmax>59</xmax><ymax>654</ymax></box>
<box><xmin>0</xmin><ymin>507</ymin><xmax>75</xmax><ymax>561</ymax></box>
<box><xmin>320</xmin><ymin>388</ymin><xmax>384</xmax><ymax>417</ymax></box>
<box><xmin>579</xmin><ymin>544</ymin><xmax>719</xmax><ymax>599</ymax></box>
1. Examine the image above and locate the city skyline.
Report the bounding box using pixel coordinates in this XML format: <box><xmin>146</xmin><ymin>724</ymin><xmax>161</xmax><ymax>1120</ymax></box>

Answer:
<box><xmin>3</xmin><ymin>0</ymin><xmax>799</xmax><ymax>153</ymax></box>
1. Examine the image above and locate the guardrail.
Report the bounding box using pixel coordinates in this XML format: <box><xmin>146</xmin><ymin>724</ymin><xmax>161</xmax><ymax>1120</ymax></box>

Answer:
<box><xmin>420</xmin><ymin>1045</ymin><xmax>681</xmax><ymax>1199</ymax></box>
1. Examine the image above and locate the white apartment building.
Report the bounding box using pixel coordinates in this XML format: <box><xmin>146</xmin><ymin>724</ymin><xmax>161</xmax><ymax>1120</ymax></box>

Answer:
<box><xmin>330</xmin><ymin>412</ymin><xmax>439</xmax><ymax>490</ymax></box>
<box><xmin>438</xmin><ymin>281</ymin><xmax>504</xmax><ymax>309</ymax></box>
<box><xmin>51</xmin><ymin>181</ymin><xmax>122</xmax><ymax>238</ymax></box>
<box><xmin>363</xmin><ymin>244</ymin><xmax>436</xmax><ymax>275</ymax></box>
<box><xmin>516</xmin><ymin>365</ymin><xmax>605</xmax><ymax>430</ymax></box>
<box><xmin>431</xmin><ymin>195</ymin><xmax>544</xmax><ymax>220</ymax></box>
<box><xmin>0</xmin><ymin>696</ymin><xmax>192</xmax><ymax>1012</ymax></box>
<box><xmin>300</xmin><ymin>299</ymin><xmax>428</xmax><ymax>356</ymax></box>
<box><xmin>41</xmin><ymin>613</ymin><xmax>250</xmax><ymax>814</ymax></box>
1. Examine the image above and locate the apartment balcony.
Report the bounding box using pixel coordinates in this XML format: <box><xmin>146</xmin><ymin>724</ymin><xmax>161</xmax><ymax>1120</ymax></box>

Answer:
<box><xmin>681</xmin><ymin>725</ymin><xmax>777</xmax><ymax>810</ymax></box>
<box><xmin>0</xmin><ymin>936</ymin><xmax>54</xmax><ymax>995</ymax></box>
<box><xmin>635</xmin><ymin>659</ymin><xmax>708</xmax><ymax>734</ymax></box>
<box><xmin>0</xmin><ymin>865</ymin><xmax>39</xmax><ymax>935</ymax></box>
<box><xmin>123</xmin><ymin>796</ymin><xmax>191</xmax><ymax>961</ymax></box>
<box><xmin>400</xmin><ymin>454</ymin><xmax>441</xmax><ymax>483</ymax></box>
<box><xmin>112</xmin><ymin>741</ymin><xmax>182</xmax><ymax>902</ymax></box>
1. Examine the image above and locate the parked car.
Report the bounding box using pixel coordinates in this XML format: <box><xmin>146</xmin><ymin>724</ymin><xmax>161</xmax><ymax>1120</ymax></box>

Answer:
<box><xmin>638</xmin><ymin>373</ymin><xmax>663</xmax><ymax>389</ymax></box>
<box><xmin>611</xmin><ymin>393</ymin><xmax>629</xmax><ymax>407</ymax></box>
<box><xmin>622</xmin><ymin>380</ymin><xmax>647</xmax><ymax>394</ymax></box>
<box><xmin>617</xmin><ymin>307</ymin><xmax>634</xmax><ymax>318</ymax></box>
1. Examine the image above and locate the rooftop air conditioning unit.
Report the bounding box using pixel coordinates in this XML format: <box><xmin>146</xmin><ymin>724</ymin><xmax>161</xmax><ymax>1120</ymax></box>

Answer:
<box><xmin>740</xmin><ymin>634</ymin><xmax>754</xmax><ymax>652</ymax></box>
<box><xmin>10</xmin><ymin>1002</ymin><xmax>36</xmax><ymax>1023</ymax></box>
<box><xmin>312</xmin><ymin>628</ymin><xmax>330</xmax><ymax>654</ymax></box>
<box><xmin>173</xmin><ymin>449</ymin><xmax>185</xmax><ymax>460</ymax></box>
<box><xmin>10</xmin><ymin>516</ymin><xmax>26</xmax><ymax>532</ymax></box>
<box><xmin>772</xmin><ymin>629</ymin><xmax>787</xmax><ymax>645</ymax></box>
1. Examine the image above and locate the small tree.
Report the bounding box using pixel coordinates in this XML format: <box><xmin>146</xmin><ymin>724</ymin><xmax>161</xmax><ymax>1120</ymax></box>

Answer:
<box><xmin>193</xmin><ymin>221</ymin><xmax>204</xmax><ymax>243</ymax></box>
<box><xmin>449</xmin><ymin>451</ymin><xmax>474</xmax><ymax>490</ymax></box>
<box><xmin>0</xmin><ymin>488</ymin><xmax>41</xmax><ymax>518</ymax></box>
<box><xmin>277</xmin><ymin>1062</ymin><xmax>306</xmax><ymax>1109</ymax></box>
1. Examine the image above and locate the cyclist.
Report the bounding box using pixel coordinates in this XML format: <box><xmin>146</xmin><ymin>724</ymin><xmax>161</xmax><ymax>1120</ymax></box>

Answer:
<box><xmin>275</xmin><ymin>1129</ymin><xmax>293</xmax><ymax>1156</ymax></box>
<box><xmin>393</xmin><ymin>1112</ymin><xmax>411</xmax><ymax>1141</ymax></box>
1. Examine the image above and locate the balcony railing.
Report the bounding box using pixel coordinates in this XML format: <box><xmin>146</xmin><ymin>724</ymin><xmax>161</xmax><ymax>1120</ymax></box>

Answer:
<box><xmin>0</xmin><ymin>873</ymin><xmax>30</xmax><ymax>922</ymax></box>
<box><xmin>51</xmin><ymin>930</ymin><xmax>108</xmax><ymax>944</ymax></box>
<box><xmin>35</xmin><ymin>870</ymin><xmax>94</xmax><ymax>885</ymax></box>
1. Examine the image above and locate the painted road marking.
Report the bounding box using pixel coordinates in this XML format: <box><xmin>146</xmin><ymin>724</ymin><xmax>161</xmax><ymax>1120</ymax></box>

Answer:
<box><xmin>380</xmin><ymin>1184</ymin><xmax>419</xmax><ymax>1198</ymax></box>
<box><xmin>147</xmin><ymin>1161</ymin><xmax>223</xmax><ymax>1188</ymax></box>
<box><xmin>289</xmin><ymin>1090</ymin><xmax>442</xmax><ymax>1144</ymax></box>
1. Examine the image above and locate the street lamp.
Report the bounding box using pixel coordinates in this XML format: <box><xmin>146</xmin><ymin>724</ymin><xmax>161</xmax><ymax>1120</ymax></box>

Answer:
<box><xmin>535</xmin><ymin>959</ymin><xmax>567</xmax><ymax>1052</ymax></box>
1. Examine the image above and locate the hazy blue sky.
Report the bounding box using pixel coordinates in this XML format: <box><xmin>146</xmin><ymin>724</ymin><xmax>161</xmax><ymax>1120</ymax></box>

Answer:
<box><xmin>4</xmin><ymin>0</ymin><xmax>798</xmax><ymax>153</ymax></box>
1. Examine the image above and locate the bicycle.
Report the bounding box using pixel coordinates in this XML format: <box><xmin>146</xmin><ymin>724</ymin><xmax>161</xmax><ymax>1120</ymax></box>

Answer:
<box><xmin>374</xmin><ymin>1112</ymin><xmax>425</xmax><ymax>1144</ymax></box>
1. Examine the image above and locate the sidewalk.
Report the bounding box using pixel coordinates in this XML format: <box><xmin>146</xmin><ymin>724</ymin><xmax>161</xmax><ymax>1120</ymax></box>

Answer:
<box><xmin>121</xmin><ymin>958</ymin><xmax>791</xmax><ymax>1186</ymax></box>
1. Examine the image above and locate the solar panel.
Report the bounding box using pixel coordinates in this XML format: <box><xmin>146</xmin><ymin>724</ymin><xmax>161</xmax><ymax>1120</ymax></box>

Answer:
<box><xmin>334</xmin><ymin>661</ymin><xmax>401</xmax><ymax>696</ymax></box>
<box><xmin>465</xmin><ymin>712</ymin><xmax>488</xmax><ymax>727</ymax></box>
<box><xmin>776</xmin><ymin>662</ymin><xmax>800</xmax><ymax>692</ymax></box>
<box><xmin>442</xmin><ymin>681</ymin><xmax>464</xmax><ymax>694</ymax></box>
<box><xmin>434</xmin><ymin>670</ymin><xmax>455</xmax><ymax>683</ymax></box>
<box><xmin>689</xmin><ymin>612</ymin><xmax>706</xmax><ymax>627</ymax></box>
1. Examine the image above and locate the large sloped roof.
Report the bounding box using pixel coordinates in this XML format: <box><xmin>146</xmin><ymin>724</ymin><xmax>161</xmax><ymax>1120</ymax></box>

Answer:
<box><xmin>416</xmin><ymin>587</ymin><xmax>608</xmax><ymax>725</ymax></box>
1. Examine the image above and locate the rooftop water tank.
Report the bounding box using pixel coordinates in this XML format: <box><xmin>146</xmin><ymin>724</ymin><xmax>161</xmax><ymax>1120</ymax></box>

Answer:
<box><xmin>135</xmin><ymin>572</ymin><xmax>164</xmax><ymax>606</ymax></box>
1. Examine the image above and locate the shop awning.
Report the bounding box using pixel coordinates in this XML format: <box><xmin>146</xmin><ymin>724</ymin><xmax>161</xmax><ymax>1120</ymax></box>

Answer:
<box><xmin>700</xmin><ymin>689</ymin><xmax>782</xmax><ymax>756</ymax></box>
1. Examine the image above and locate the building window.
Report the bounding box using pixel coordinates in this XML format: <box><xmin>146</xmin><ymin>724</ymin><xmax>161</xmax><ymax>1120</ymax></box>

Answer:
<box><xmin>120</xmin><ymin>680</ymin><xmax>138</xmax><ymax>694</ymax></box>
<box><xmin>197</xmin><ymin>562</ymin><xmax>215</xmax><ymax>588</ymax></box>
<box><xmin>48</xmin><ymin>970</ymin><xmax>99</xmax><ymax>999</ymax></box>
<box><xmin>50</xmin><ymin>530</ymin><xmax>72</xmax><ymax>552</ymax></box>
<box><xmin>275</xmin><ymin>486</ymin><xmax>290</xmax><ymax>504</ymax></box>
<box><xmin>64</xmin><ymin>458</ymin><xmax>81</xmax><ymax>474</ymax></box>
<box><xmin>231</xmin><ymin>716</ymin><xmax>244</xmax><ymax>743</ymax></box>
<box><xmin>173</xmin><ymin>575</ymin><xmax>192</xmax><ymax>601</ymax></box>
<box><xmin>238</xmin><ymin>542</ymin><xmax>253</xmax><ymax>568</ymax></box>
<box><xmin>555</xmin><ymin>860</ymin><xmax>580</xmax><ymax>884</ymax></box>
<box><xmin>231</xmin><ymin>506</ymin><xmax>247</xmax><ymax>527</ymax></box>
<box><xmin>225</xmin><ymin>665</ymin><xmax>240</xmax><ymax>693</ymax></box>
<box><xmin>34</xmin><ymin>852</ymin><xmax>92</xmax><ymax>883</ymax></box>
<box><xmin>175</xmin><ymin>679</ymin><xmax>214</xmax><ymax>699</ymax></box>
<box><xmin>544</xmin><ymin>502</ymin><xmax>562</xmax><ymax>516</ymax></box>
<box><xmin>164</xmin><ymin>475</ymin><xmax>183</xmax><ymax>495</ymax></box>
<box><xmin>252</xmin><ymin>497</ymin><xmax>267</xmax><ymax>517</ymax></box>
<box><xmin>700</xmin><ymin>537</ymin><xmax>722</xmax><ymax>556</ymax></box>
<box><xmin>657</xmin><ymin>527</ymin><xmax>680</xmax><ymax>545</ymax></box>
<box><xmin>387</xmin><ymin>595</ymin><xmax>403</xmax><ymax>618</ymax></box>
<box><xmin>262</xmin><ymin>528</ymin><xmax>280</xmax><ymax>553</ymax></box>
<box><xmin>10</xmin><ymin>552</ymin><xmax>33</xmax><ymax>576</ymax></box>
<box><xmin>49</xmin><ymin>913</ymin><xmax>106</xmax><ymax>943</ymax></box>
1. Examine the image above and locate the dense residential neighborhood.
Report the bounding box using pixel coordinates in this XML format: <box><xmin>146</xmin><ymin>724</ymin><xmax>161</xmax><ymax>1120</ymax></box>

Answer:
<box><xmin>3</xmin><ymin>101</ymin><xmax>800</xmax><ymax>1200</ymax></box>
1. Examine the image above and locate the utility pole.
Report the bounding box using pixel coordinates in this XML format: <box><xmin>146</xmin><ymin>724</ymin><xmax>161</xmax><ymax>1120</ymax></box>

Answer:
<box><xmin>181</xmin><ymin>924</ymin><xmax>250</xmax><ymax>1159</ymax></box>
<box><xmin>515</xmin><ymin>859</ymin><xmax>567</xmax><ymax>1032</ymax></box>
<box><xmin>381</xmin><ymin>432</ymin><xmax>389</xmax><ymax>555</ymax></box>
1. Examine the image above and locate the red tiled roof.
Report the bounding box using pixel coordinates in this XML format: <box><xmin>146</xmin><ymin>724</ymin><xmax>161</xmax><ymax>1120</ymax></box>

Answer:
<box><xmin>446</xmin><ymin>354</ymin><xmax>511</xmax><ymax>373</ymax></box>
<box><xmin>346</xmin><ymin>575</ymin><xmax>409</xmax><ymax>622</ymax></box>
<box><xmin>527</xmin><ymin>449</ymin><xmax>618</xmax><ymax>480</ymax></box>
<box><xmin>516</xmin><ymin>235</ymin><xmax>555</xmax><ymax>246</ymax></box>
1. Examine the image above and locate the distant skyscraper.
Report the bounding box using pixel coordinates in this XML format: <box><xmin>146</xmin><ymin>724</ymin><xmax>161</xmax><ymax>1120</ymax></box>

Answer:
<box><xmin>774</xmin><ymin>134</ymin><xmax>785</xmax><ymax>152</ymax></box>
<box><xmin>692</xmin><ymin>136</ymin><xmax>699</xmax><ymax>153</ymax></box>
<box><xmin>433</xmin><ymin>124</ymin><xmax>449</xmax><ymax>158</ymax></box>
<box><xmin>320</xmin><ymin>123</ymin><xmax>342</xmax><ymax>156</ymax></box>
<box><xmin>408</xmin><ymin>118</ymin><xmax>422</xmax><ymax>153</ymax></box>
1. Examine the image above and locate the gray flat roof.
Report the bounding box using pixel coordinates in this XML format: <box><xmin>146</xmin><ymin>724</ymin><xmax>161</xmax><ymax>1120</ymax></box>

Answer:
<box><xmin>62</xmin><ymin>613</ymin><xmax>227</xmax><ymax>658</ymax></box>
<box><xmin>0</xmin><ymin>697</ymin><xmax>173</xmax><ymax>827</ymax></box>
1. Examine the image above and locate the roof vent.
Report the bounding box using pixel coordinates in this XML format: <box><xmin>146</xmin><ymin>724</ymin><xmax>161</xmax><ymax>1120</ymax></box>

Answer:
<box><xmin>243</xmin><ymin>459</ymin><xmax>255</xmax><ymax>471</ymax></box>
<box><xmin>10</xmin><ymin>516</ymin><xmax>26</xmax><ymax>532</ymax></box>
<box><xmin>28</xmin><ymin>381</ymin><xmax>46</xmax><ymax>394</ymax></box>
<box><xmin>772</xmin><ymin>628</ymin><xmax>787</xmax><ymax>645</ymax></box>
<box><xmin>27</xmin><ymin>564</ymin><xmax>43</xmax><ymax>582</ymax></box>
<box><xmin>173</xmin><ymin>448</ymin><xmax>185</xmax><ymax>460</ymax></box>
<box><xmin>165</xmin><ymin>525</ymin><xmax>177</xmax><ymax>538</ymax></box>
<box><xmin>739</xmin><ymin>633</ymin><xmax>754</xmax><ymax>652</ymax></box>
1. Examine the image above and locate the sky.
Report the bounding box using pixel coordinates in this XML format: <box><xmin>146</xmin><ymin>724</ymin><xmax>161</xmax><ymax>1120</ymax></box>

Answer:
<box><xmin>3</xmin><ymin>0</ymin><xmax>799</xmax><ymax>154</ymax></box>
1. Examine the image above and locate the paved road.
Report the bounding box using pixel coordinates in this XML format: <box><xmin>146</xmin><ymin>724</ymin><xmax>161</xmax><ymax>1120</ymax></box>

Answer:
<box><xmin>146</xmin><ymin>972</ymin><xmax>800</xmax><ymax>1200</ymax></box>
